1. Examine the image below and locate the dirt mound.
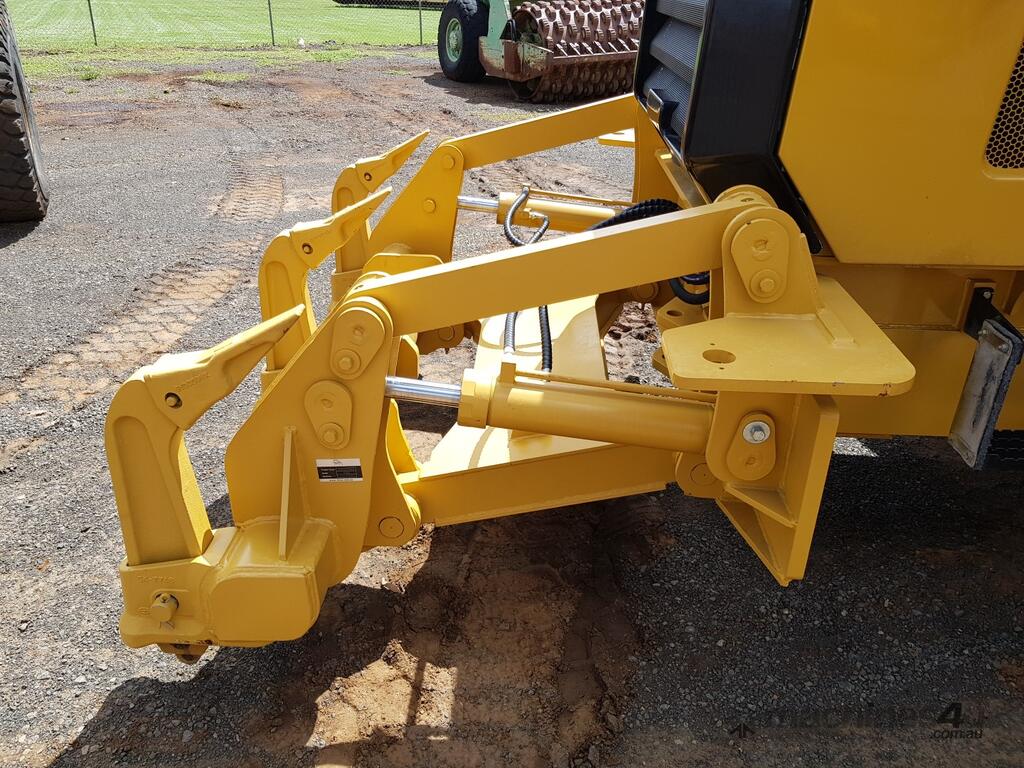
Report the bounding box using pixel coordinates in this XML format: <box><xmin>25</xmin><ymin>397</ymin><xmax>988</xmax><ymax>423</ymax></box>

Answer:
<box><xmin>307</xmin><ymin>504</ymin><xmax>638</xmax><ymax>767</ymax></box>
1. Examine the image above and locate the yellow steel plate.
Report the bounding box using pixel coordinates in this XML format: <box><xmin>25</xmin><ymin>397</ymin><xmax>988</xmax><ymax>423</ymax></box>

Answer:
<box><xmin>662</xmin><ymin>278</ymin><xmax>916</xmax><ymax>396</ymax></box>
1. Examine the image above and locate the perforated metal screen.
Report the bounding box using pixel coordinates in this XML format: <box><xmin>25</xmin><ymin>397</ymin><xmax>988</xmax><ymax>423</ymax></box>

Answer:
<box><xmin>986</xmin><ymin>41</ymin><xmax>1024</xmax><ymax>169</ymax></box>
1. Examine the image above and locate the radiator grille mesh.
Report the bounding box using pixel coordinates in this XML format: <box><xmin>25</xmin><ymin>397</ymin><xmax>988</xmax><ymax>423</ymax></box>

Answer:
<box><xmin>986</xmin><ymin>42</ymin><xmax>1024</xmax><ymax>169</ymax></box>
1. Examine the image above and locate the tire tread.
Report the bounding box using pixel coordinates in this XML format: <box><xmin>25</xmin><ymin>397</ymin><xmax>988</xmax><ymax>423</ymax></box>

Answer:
<box><xmin>437</xmin><ymin>0</ymin><xmax>488</xmax><ymax>83</ymax></box>
<box><xmin>0</xmin><ymin>0</ymin><xmax>48</xmax><ymax>223</ymax></box>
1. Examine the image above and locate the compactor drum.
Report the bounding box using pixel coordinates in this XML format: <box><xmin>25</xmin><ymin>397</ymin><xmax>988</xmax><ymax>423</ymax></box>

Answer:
<box><xmin>108</xmin><ymin>0</ymin><xmax>1024</xmax><ymax>663</ymax></box>
<box><xmin>438</xmin><ymin>0</ymin><xmax>645</xmax><ymax>101</ymax></box>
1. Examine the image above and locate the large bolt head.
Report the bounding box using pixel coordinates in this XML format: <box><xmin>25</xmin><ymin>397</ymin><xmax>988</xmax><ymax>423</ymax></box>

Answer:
<box><xmin>334</xmin><ymin>350</ymin><xmax>360</xmax><ymax>374</ymax></box>
<box><xmin>319</xmin><ymin>422</ymin><xmax>345</xmax><ymax>447</ymax></box>
<box><xmin>742</xmin><ymin>420</ymin><xmax>771</xmax><ymax>444</ymax></box>
<box><xmin>736</xmin><ymin>219</ymin><xmax>785</xmax><ymax>262</ymax></box>
<box><xmin>750</xmin><ymin>268</ymin><xmax>783</xmax><ymax>299</ymax></box>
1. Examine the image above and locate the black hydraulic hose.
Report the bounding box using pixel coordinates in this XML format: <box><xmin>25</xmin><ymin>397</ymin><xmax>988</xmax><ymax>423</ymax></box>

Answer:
<box><xmin>538</xmin><ymin>304</ymin><xmax>552</xmax><ymax>373</ymax></box>
<box><xmin>679</xmin><ymin>272</ymin><xmax>710</xmax><ymax>286</ymax></box>
<box><xmin>670</xmin><ymin>277</ymin><xmax>711</xmax><ymax>305</ymax></box>
<box><xmin>588</xmin><ymin>198</ymin><xmax>681</xmax><ymax>230</ymax></box>
<box><xmin>589</xmin><ymin>199</ymin><xmax>710</xmax><ymax>305</ymax></box>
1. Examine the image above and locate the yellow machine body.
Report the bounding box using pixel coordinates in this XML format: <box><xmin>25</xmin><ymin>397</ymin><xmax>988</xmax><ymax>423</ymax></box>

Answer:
<box><xmin>780</xmin><ymin>0</ymin><xmax>1024</xmax><ymax>267</ymax></box>
<box><xmin>104</xmin><ymin>3</ymin><xmax>1024</xmax><ymax>662</ymax></box>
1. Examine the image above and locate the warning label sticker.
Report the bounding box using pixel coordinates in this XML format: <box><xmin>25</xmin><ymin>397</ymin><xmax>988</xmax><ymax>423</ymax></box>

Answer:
<box><xmin>316</xmin><ymin>458</ymin><xmax>363</xmax><ymax>483</ymax></box>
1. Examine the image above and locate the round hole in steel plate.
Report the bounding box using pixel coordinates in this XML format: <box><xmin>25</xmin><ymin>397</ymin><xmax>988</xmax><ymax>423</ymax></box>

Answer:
<box><xmin>703</xmin><ymin>348</ymin><xmax>736</xmax><ymax>364</ymax></box>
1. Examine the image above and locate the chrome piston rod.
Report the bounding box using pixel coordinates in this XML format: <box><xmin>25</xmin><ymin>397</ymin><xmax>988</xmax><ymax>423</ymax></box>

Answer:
<box><xmin>384</xmin><ymin>376</ymin><xmax>461</xmax><ymax>407</ymax></box>
<box><xmin>456</xmin><ymin>195</ymin><xmax>499</xmax><ymax>214</ymax></box>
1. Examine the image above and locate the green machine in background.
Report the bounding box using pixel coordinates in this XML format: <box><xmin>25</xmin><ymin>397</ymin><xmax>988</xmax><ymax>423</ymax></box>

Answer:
<box><xmin>437</xmin><ymin>0</ymin><xmax>644</xmax><ymax>101</ymax></box>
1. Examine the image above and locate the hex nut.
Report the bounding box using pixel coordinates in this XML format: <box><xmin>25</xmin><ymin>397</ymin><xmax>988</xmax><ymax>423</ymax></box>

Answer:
<box><xmin>742</xmin><ymin>420</ymin><xmax>771</xmax><ymax>444</ymax></box>
<box><xmin>334</xmin><ymin>350</ymin><xmax>360</xmax><ymax>374</ymax></box>
<box><xmin>319</xmin><ymin>422</ymin><xmax>345</xmax><ymax>447</ymax></box>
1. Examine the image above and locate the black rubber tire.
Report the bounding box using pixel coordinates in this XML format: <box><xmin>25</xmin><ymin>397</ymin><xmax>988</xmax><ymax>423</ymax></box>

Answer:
<box><xmin>437</xmin><ymin>0</ymin><xmax>488</xmax><ymax>83</ymax></box>
<box><xmin>0</xmin><ymin>0</ymin><xmax>48</xmax><ymax>223</ymax></box>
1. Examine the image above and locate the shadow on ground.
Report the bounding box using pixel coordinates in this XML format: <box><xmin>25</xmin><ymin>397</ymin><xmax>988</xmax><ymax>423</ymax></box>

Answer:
<box><xmin>45</xmin><ymin>579</ymin><xmax>395</xmax><ymax>767</ymax></box>
<box><xmin>603</xmin><ymin>436</ymin><xmax>1024</xmax><ymax>765</ymax></box>
<box><xmin>45</xmin><ymin>436</ymin><xmax>1024</xmax><ymax>768</ymax></box>
<box><xmin>0</xmin><ymin>220</ymin><xmax>43</xmax><ymax>248</ymax></box>
<box><xmin>48</xmin><ymin>486</ymin><xmax>637</xmax><ymax>767</ymax></box>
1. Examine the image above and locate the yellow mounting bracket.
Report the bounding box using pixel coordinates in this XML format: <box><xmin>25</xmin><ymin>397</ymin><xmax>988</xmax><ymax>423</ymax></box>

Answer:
<box><xmin>258</xmin><ymin>189</ymin><xmax>391</xmax><ymax>389</ymax></box>
<box><xmin>661</xmin><ymin>191</ymin><xmax>916</xmax><ymax>585</ymax></box>
<box><xmin>662</xmin><ymin>202</ymin><xmax>916</xmax><ymax>396</ymax></box>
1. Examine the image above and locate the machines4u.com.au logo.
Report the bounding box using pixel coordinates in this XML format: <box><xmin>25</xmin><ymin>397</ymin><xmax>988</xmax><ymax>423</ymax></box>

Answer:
<box><xmin>932</xmin><ymin>702</ymin><xmax>985</xmax><ymax>740</ymax></box>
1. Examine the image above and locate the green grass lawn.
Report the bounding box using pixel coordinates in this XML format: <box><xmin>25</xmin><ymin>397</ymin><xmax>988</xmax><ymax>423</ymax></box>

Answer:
<box><xmin>19</xmin><ymin>45</ymin><xmax>375</xmax><ymax>81</ymax></box>
<box><xmin>9</xmin><ymin>0</ymin><xmax>441</xmax><ymax>50</ymax></box>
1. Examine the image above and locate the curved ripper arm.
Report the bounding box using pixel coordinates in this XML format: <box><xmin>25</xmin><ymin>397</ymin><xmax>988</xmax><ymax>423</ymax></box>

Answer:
<box><xmin>258</xmin><ymin>189</ymin><xmax>390</xmax><ymax>385</ymax></box>
<box><xmin>332</xmin><ymin>131</ymin><xmax>427</xmax><ymax>212</ymax></box>
<box><xmin>331</xmin><ymin>131</ymin><xmax>428</xmax><ymax>277</ymax></box>
<box><xmin>105</xmin><ymin>306</ymin><xmax>304</xmax><ymax>567</ymax></box>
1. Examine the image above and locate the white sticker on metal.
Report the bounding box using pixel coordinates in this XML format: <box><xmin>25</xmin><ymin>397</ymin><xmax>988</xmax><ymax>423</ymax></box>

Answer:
<box><xmin>315</xmin><ymin>458</ymin><xmax>363</xmax><ymax>482</ymax></box>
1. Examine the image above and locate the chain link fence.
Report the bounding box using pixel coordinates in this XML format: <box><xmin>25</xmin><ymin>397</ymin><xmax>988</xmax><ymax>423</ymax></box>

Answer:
<box><xmin>9</xmin><ymin>0</ymin><xmax>443</xmax><ymax>49</ymax></box>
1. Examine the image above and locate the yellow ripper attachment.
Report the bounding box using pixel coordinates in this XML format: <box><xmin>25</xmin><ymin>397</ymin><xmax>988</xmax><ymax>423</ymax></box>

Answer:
<box><xmin>107</xmin><ymin>96</ymin><xmax>915</xmax><ymax>662</ymax></box>
<box><xmin>106</xmin><ymin>305</ymin><xmax>307</xmax><ymax>662</ymax></box>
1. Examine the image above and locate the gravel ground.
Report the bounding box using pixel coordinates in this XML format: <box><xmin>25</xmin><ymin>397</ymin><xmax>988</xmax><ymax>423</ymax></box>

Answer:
<box><xmin>1</xmin><ymin>49</ymin><xmax>1022</xmax><ymax>768</ymax></box>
